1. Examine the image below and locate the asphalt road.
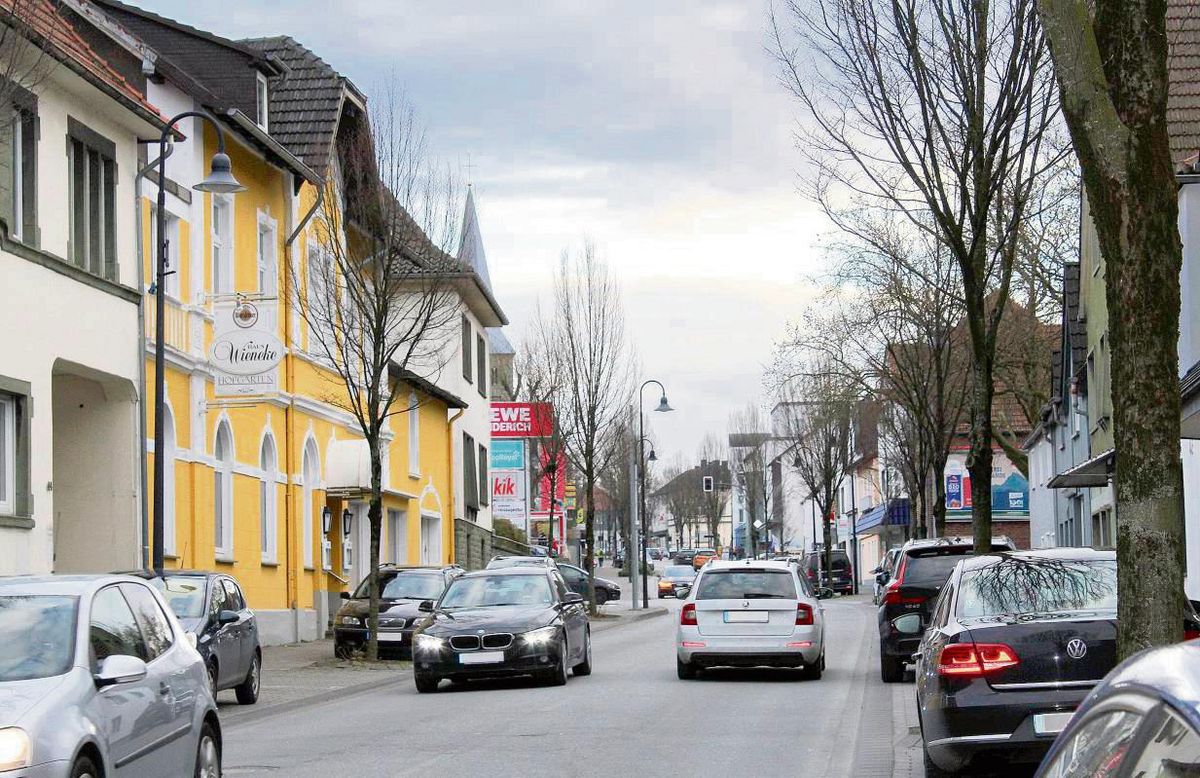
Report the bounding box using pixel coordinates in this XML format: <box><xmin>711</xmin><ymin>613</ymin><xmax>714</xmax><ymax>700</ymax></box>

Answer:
<box><xmin>222</xmin><ymin>595</ymin><xmax>891</xmax><ymax>778</ymax></box>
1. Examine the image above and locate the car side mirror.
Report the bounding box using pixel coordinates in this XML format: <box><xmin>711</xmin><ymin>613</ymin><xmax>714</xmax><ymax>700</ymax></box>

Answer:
<box><xmin>676</xmin><ymin>586</ymin><xmax>691</xmax><ymax>598</ymax></box>
<box><xmin>418</xmin><ymin>600</ymin><xmax>434</xmax><ymax>613</ymax></box>
<box><xmin>94</xmin><ymin>654</ymin><xmax>147</xmax><ymax>688</ymax></box>
<box><xmin>562</xmin><ymin>592</ymin><xmax>585</xmax><ymax>605</ymax></box>
<box><xmin>893</xmin><ymin>613</ymin><xmax>922</xmax><ymax>635</ymax></box>
<box><xmin>339</xmin><ymin>591</ymin><xmax>351</xmax><ymax>600</ymax></box>
<box><xmin>217</xmin><ymin>609</ymin><xmax>239</xmax><ymax>625</ymax></box>
<box><xmin>870</xmin><ymin>566</ymin><xmax>882</xmax><ymax>575</ymax></box>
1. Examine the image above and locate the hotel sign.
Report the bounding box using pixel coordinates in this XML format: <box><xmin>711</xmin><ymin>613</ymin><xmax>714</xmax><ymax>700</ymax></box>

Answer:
<box><xmin>210</xmin><ymin>300</ymin><xmax>284</xmax><ymax>397</ymax></box>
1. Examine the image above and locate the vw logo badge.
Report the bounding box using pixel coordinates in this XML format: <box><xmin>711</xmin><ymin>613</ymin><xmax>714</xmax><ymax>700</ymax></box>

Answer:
<box><xmin>1066</xmin><ymin>638</ymin><xmax>1088</xmax><ymax>659</ymax></box>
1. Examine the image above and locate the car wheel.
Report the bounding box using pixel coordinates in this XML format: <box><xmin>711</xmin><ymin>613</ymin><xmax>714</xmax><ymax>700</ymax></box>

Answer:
<box><xmin>573</xmin><ymin>630</ymin><xmax>593</xmax><ymax>676</ymax></box>
<box><xmin>880</xmin><ymin>653</ymin><xmax>904</xmax><ymax>683</ymax></box>
<box><xmin>194</xmin><ymin>720</ymin><xmax>220</xmax><ymax>778</ymax></box>
<box><xmin>414</xmin><ymin>673</ymin><xmax>440</xmax><ymax>693</ymax></box>
<box><xmin>70</xmin><ymin>756</ymin><xmax>99</xmax><ymax>778</ymax></box>
<box><xmin>545</xmin><ymin>639</ymin><xmax>569</xmax><ymax>686</ymax></box>
<box><xmin>206</xmin><ymin>660</ymin><xmax>219</xmax><ymax>698</ymax></box>
<box><xmin>676</xmin><ymin>657</ymin><xmax>697</xmax><ymax>680</ymax></box>
<box><xmin>801</xmin><ymin>651</ymin><xmax>824</xmax><ymax>680</ymax></box>
<box><xmin>235</xmin><ymin>650</ymin><xmax>261</xmax><ymax>705</ymax></box>
<box><xmin>923</xmin><ymin>741</ymin><xmax>953</xmax><ymax>777</ymax></box>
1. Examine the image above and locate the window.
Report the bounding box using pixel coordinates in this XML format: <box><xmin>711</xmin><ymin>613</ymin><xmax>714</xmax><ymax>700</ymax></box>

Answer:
<box><xmin>150</xmin><ymin>206</ymin><xmax>182</xmax><ymax>300</ymax></box>
<box><xmin>1129</xmin><ymin>708</ymin><xmax>1200</xmax><ymax>777</ymax></box>
<box><xmin>221</xmin><ymin>579</ymin><xmax>245</xmax><ymax>611</ymax></box>
<box><xmin>1</xmin><ymin>103</ymin><xmax>37</xmax><ymax>244</ymax></box>
<box><xmin>211</xmin><ymin>196</ymin><xmax>232</xmax><ymax>294</ymax></box>
<box><xmin>119</xmin><ymin>583</ymin><xmax>173</xmax><ymax>660</ymax></box>
<box><xmin>256</xmin><ymin>216</ymin><xmax>277</xmax><ymax>296</ymax></box>
<box><xmin>0</xmin><ymin>382</ymin><xmax>29</xmax><ymax>520</ymax></box>
<box><xmin>67</xmin><ymin>119</ymin><xmax>116</xmax><ymax>280</ymax></box>
<box><xmin>255</xmin><ymin>73</ymin><xmax>270</xmax><ymax>131</ymax></box>
<box><xmin>478</xmin><ymin>444</ymin><xmax>489</xmax><ymax>507</ymax></box>
<box><xmin>1093</xmin><ymin>509</ymin><xmax>1115</xmax><ymax>548</ymax></box>
<box><xmin>260</xmin><ymin>435</ymin><xmax>277</xmax><ymax>563</ymax></box>
<box><xmin>302</xmin><ymin>442</ymin><xmax>318</xmax><ymax>569</ymax></box>
<box><xmin>461</xmin><ymin>315</ymin><xmax>472</xmax><ymax>382</ymax></box>
<box><xmin>0</xmin><ymin>393</ymin><xmax>14</xmax><ymax>516</ymax></box>
<box><xmin>477</xmin><ymin>334</ymin><xmax>487</xmax><ymax>397</ymax></box>
<box><xmin>214</xmin><ymin>422</ymin><xmax>234</xmax><ymax>560</ymax></box>
<box><xmin>208</xmin><ymin>579</ymin><xmax>227</xmax><ymax>618</ymax></box>
<box><xmin>89</xmin><ymin>586</ymin><xmax>147</xmax><ymax>667</ymax></box>
<box><xmin>343</xmin><ymin>510</ymin><xmax>354</xmax><ymax>573</ymax></box>
<box><xmin>1041</xmin><ymin>709</ymin><xmax>1143</xmax><ymax>778</ymax></box>
<box><xmin>388</xmin><ymin>508</ymin><xmax>405</xmax><ymax>563</ymax></box>
<box><xmin>162</xmin><ymin>407</ymin><xmax>177</xmax><ymax>555</ymax></box>
<box><xmin>463</xmin><ymin>432</ymin><xmax>479</xmax><ymax>510</ymax></box>
<box><xmin>407</xmin><ymin>394</ymin><xmax>420</xmax><ymax>476</ymax></box>
<box><xmin>306</xmin><ymin>243</ymin><xmax>333</xmax><ymax>351</ymax></box>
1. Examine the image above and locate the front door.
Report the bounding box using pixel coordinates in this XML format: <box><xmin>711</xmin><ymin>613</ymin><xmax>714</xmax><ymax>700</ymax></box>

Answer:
<box><xmin>420</xmin><ymin>514</ymin><xmax>441</xmax><ymax>564</ymax></box>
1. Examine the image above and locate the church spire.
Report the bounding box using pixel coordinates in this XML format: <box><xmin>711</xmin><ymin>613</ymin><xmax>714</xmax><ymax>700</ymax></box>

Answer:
<box><xmin>457</xmin><ymin>186</ymin><xmax>492</xmax><ymax>290</ymax></box>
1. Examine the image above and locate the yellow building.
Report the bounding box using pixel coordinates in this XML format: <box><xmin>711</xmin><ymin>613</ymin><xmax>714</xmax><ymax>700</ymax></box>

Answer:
<box><xmin>107</xmin><ymin>4</ymin><xmax>462</xmax><ymax>643</ymax></box>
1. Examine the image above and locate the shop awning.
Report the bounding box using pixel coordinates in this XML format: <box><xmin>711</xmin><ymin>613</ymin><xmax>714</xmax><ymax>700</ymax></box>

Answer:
<box><xmin>1047</xmin><ymin>448</ymin><xmax>1114</xmax><ymax>489</ymax></box>
<box><xmin>856</xmin><ymin>499</ymin><xmax>910</xmax><ymax>534</ymax></box>
<box><xmin>325</xmin><ymin>438</ymin><xmax>370</xmax><ymax>498</ymax></box>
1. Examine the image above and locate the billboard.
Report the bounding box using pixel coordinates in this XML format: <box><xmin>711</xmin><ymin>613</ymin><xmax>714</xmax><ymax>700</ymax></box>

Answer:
<box><xmin>491</xmin><ymin>402</ymin><xmax>553</xmax><ymax>438</ymax></box>
<box><xmin>490</xmin><ymin>439</ymin><xmax>525</xmax><ymax>470</ymax></box>
<box><xmin>491</xmin><ymin>469</ymin><xmax>527</xmax><ymax>522</ymax></box>
<box><xmin>944</xmin><ymin>450</ymin><xmax>1028</xmax><ymax>517</ymax></box>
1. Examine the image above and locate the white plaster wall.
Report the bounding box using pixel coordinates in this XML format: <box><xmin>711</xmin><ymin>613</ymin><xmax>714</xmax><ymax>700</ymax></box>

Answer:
<box><xmin>440</xmin><ymin>302</ymin><xmax>493</xmax><ymax>532</ymax></box>
<box><xmin>1183</xmin><ymin>440</ymin><xmax>1200</xmax><ymax>600</ymax></box>
<box><xmin>1027</xmin><ymin>435</ymin><xmax>1058</xmax><ymax>549</ymax></box>
<box><xmin>1179</xmin><ymin>185</ymin><xmax>1200</xmax><ymax>376</ymax></box>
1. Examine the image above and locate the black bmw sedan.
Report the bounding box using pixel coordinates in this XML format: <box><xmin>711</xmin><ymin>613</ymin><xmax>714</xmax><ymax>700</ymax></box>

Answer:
<box><xmin>914</xmin><ymin>548</ymin><xmax>1121</xmax><ymax>776</ymax></box>
<box><xmin>333</xmin><ymin>565</ymin><xmax>463</xmax><ymax>658</ymax></box>
<box><xmin>411</xmin><ymin>567</ymin><xmax>592</xmax><ymax>693</ymax></box>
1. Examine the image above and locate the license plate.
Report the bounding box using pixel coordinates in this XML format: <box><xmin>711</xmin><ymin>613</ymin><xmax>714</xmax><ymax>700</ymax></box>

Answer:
<box><xmin>459</xmin><ymin>651</ymin><xmax>505</xmax><ymax>665</ymax></box>
<box><xmin>724</xmin><ymin>611</ymin><xmax>769</xmax><ymax>623</ymax></box>
<box><xmin>1034</xmin><ymin>712</ymin><xmax>1074</xmax><ymax>736</ymax></box>
<box><xmin>378</xmin><ymin>633</ymin><xmax>405</xmax><ymax>643</ymax></box>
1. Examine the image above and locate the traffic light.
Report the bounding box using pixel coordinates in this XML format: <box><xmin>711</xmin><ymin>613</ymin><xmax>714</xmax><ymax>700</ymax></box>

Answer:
<box><xmin>702</xmin><ymin>475</ymin><xmax>714</xmax><ymax>493</ymax></box>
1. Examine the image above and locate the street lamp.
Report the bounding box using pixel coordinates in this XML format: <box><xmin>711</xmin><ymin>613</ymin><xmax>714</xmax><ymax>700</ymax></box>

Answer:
<box><xmin>639</xmin><ymin>379</ymin><xmax>673</xmax><ymax>607</ymax></box>
<box><xmin>321</xmin><ymin>506</ymin><xmax>333</xmax><ymax>535</ymax></box>
<box><xmin>151</xmin><ymin>110</ymin><xmax>245</xmax><ymax>575</ymax></box>
<box><xmin>342</xmin><ymin>508</ymin><xmax>353</xmax><ymax>537</ymax></box>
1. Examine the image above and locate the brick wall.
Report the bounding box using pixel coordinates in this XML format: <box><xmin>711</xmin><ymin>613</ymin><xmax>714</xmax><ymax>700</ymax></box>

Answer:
<box><xmin>944</xmin><ymin>520</ymin><xmax>1031</xmax><ymax>549</ymax></box>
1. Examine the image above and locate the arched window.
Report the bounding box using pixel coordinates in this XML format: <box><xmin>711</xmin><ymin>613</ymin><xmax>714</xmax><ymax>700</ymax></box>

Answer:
<box><xmin>214</xmin><ymin>421</ymin><xmax>234</xmax><ymax>559</ymax></box>
<box><xmin>260</xmin><ymin>434</ymin><xmax>277</xmax><ymax>563</ymax></box>
<box><xmin>163</xmin><ymin>407</ymin><xmax>177</xmax><ymax>556</ymax></box>
<box><xmin>408</xmin><ymin>393</ymin><xmax>420</xmax><ymax>476</ymax></box>
<box><xmin>302</xmin><ymin>439</ymin><xmax>319</xmax><ymax>569</ymax></box>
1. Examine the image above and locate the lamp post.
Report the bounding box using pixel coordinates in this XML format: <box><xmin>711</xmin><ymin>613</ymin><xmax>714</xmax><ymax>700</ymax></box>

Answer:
<box><xmin>638</xmin><ymin>380</ymin><xmax>673</xmax><ymax>608</ymax></box>
<box><xmin>151</xmin><ymin>111</ymin><xmax>245</xmax><ymax>575</ymax></box>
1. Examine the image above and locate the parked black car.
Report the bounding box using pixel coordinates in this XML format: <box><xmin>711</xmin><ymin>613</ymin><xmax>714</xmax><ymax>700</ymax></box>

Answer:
<box><xmin>914</xmin><ymin>548</ymin><xmax>1121</xmax><ymax>775</ymax></box>
<box><xmin>1036</xmin><ymin>638</ymin><xmax>1200</xmax><ymax>777</ymax></box>
<box><xmin>411</xmin><ymin>567</ymin><xmax>591</xmax><ymax>692</ymax></box>
<box><xmin>556</xmin><ymin>563</ymin><xmax>621</xmax><ymax>605</ymax></box>
<box><xmin>149</xmin><ymin>570</ymin><xmax>261</xmax><ymax>704</ymax></box>
<box><xmin>878</xmin><ymin>536</ymin><xmax>1016</xmax><ymax>683</ymax></box>
<box><xmin>334</xmin><ymin>565</ymin><xmax>463</xmax><ymax>658</ymax></box>
<box><xmin>673</xmin><ymin>549</ymin><xmax>698</xmax><ymax>567</ymax></box>
<box><xmin>802</xmin><ymin>549</ymin><xmax>855</xmax><ymax>595</ymax></box>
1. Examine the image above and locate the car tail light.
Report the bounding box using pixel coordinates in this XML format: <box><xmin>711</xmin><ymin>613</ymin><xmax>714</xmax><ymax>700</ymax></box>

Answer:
<box><xmin>681</xmin><ymin>603</ymin><xmax>697</xmax><ymax>626</ymax></box>
<box><xmin>881</xmin><ymin>584</ymin><xmax>925</xmax><ymax>606</ymax></box>
<box><xmin>937</xmin><ymin>642</ymin><xmax>1020</xmax><ymax>677</ymax></box>
<box><xmin>796</xmin><ymin>603</ymin><xmax>814</xmax><ymax>625</ymax></box>
<box><xmin>1186</xmin><ymin>629</ymin><xmax>1200</xmax><ymax>642</ymax></box>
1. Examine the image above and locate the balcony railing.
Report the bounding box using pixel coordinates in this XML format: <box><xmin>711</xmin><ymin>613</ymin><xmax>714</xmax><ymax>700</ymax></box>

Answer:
<box><xmin>144</xmin><ymin>296</ymin><xmax>190</xmax><ymax>354</ymax></box>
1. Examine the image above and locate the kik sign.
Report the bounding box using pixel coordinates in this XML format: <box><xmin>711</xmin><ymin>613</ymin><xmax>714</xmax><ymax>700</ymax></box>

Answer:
<box><xmin>492</xmin><ymin>469</ymin><xmax>527</xmax><ymax>521</ymax></box>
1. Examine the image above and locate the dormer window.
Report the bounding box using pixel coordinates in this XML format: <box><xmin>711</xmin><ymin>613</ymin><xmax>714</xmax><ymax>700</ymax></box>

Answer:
<box><xmin>256</xmin><ymin>72</ymin><xmax>269</xmax><ymax>131</ymax></box>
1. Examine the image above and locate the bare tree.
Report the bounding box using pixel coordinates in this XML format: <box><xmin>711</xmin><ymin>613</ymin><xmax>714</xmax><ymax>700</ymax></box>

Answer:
<box><xmin>294</xmin><ymin>89</ymin><xmax>460</xmax><ymax>661</ymax></box>
<box><xmin>773</xmin><ymin>0</ymin><xmax>1064</xmax><ymax>553</ymax></box>
<box><xmin>529</xmin><ymin>243</ymin><xmax>633</xmax><ymax>613</ymax></box>
<box><xmin>697</xmin><ymin>434</ymin><xmax>731</xmax><ymax>551</ymax></box>
<box><xmin>1034</xmin><ymin>0</ymin><xmax>1186</xmax><ymax>656</ymax></box>
<box><xmin>513</xmin><ymin>342</ymin><xmax>572</xmax><ymax>556</ymax></box>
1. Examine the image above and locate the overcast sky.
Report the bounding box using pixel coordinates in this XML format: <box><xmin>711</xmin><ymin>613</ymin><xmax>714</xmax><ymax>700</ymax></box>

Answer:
<box><xmin>148</xmin><ymin>0</ymin><xmax>828</xmax><ymax>462</ymax></box>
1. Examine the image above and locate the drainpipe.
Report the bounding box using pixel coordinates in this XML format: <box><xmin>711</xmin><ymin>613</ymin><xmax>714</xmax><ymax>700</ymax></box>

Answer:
<box><xmin>134</xmin><ymin>142</ymin><xmax>174</xmax><ymax>570</ymax></box>
<box><xmin>448</xmin><ymin>408</ymin><xmax>464</xmax><ymax>565</ymax></box>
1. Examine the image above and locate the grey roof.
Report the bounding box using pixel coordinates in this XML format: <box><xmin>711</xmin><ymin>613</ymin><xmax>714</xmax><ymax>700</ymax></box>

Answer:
<box><xmin>241</xmin><ymin>35</ymin><xmax>363</xmax><ymax>177</ymax></box>
<box><xmin>1169</xmin><ymin>0</ymin><xmax>1200</xmax><ymax>166</ymax></box>
<box><xmin>487</xmin><ymin>327</ymin><xmax>515</xmax><ymax>355</ymax></box>
<box><xmin>1055</xmin><ymin>262</ymin><xmax>1087</xmax><ymax>400</ymax></box>
<box><xmin>457</xmin><ymin>187</ymin><xmax>493</xmax><ymax>290</ymax></box>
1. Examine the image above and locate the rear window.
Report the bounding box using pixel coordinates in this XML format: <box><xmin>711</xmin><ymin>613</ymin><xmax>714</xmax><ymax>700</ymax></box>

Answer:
<box><xmin>696</xmin><ymin>569</ymin><xmax>797</xmax><ymax>600</ymax></box>
<box><xmin>958</xmin><ymin>559</ymin><xmax>1117</xmax><ymax>618</ymax></box>
<box><xmin>902</xmin><ymin>551</ymin><xmax>969</xmax><ymax>587</ymax></box>
<box><xmin>664</xmin><ymin>566</ymin><xmax>695</xmax><ymax>578</ymax></box>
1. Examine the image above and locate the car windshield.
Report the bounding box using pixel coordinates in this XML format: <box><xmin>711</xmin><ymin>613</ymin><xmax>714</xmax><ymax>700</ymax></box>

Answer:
<box><xmin>440</xmin><ymin>574</ymin><xmax>553</xmax><ymax>608</ymax></box>
<box><xmin>487</xmin><ymin>558</ymin><xmax>545</xmax><ymax>569</ymax></box>
<box><xmin>696</xmin><ymin>569</ymin><xmax>797</xmax><ymax>599</ymax></box>
<box><xmin>902</xmin><ymin>551</ymin><xmax>972</xmax><ymax>587</ymax></box>
<box><xmin>664</xmin><ymin>566</ymin><xmax>695</xmax><ymax>578</ymax></box>
<box><xmin>958</xmin><ymin>559</ymin><xmax>1117</xmax><ymax>618</ymax></box>
<box><xmin>152</xmin><ymin>576</ymin><xmax>207</xmax><ymax>618</ymax></box>
<box><xmin>352</xmin><ymin>572</ymin><xmax>445</xmax><ymax>600</ymax></box>
<box><xmin>0</xmin><ymin>595</ymin><xmax>78</xmax><ymax>681</ymax></box>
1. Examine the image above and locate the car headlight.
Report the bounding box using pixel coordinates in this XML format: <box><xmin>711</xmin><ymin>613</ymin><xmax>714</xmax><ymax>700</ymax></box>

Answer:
<box><xmin>415</xmin><ymin>633</ymin><xmax>445</xmax><ymax>652</ymax></box>
<box><xmin>522</xmin><ymin>626</ymin><xmax>558</xmax><ymax>646</ymax></box>
<box><xmin>0</xmin><ymin>727</ymin><xmax>30</xmax><ymax>771</ymax></box>
<box><xmin>339</xmin><ymin>616</ymin><xmax>362</xmax><ymax>626</ymax></box>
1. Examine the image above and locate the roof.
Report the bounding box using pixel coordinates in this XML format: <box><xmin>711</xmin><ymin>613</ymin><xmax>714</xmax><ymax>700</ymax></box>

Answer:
<box><xmin>94</xmin><ymin>0</ymin><xmax>278</xmax><ymax>69</ymax></box>
<box><xmin>389</xmin><ymin>363</ymin><xmax>469</xmax><ymax>410</ymax></box>
<box><xmin>457</xmin><ymin>187</ymin><xmax>493</xmax><ymax>290</ymax></box>
<box><xmin>1057</xmin><ymin>262</ymin><xmax>1087</xmax><ymax>397</ymax></box>
<box><xmin>460</xmin><ymin>566</ymin><xmax>551</xmax><ymax>578</ymax></box>
<box><xmin>487</xmin><ymin>327</ymin><xmax>515</xmax><ymax>355</ymax></box>
<box><xmin>728</xmin><ymin>432</ymin><xmax>770</xmax><ymax>448</ymax></box>
<box><xmin>1169</xmin><ymin>0</ymin><xmax>1200</xmax><ymax>166</ymax></box>
<box><xmin>241</xmin><ymin>35</ymin><xmax>364</xmax><ymax>177</ymax></box>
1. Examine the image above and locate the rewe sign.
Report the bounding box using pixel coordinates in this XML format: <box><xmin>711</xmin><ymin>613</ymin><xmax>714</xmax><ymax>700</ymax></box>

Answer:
<box><xmin>491</xmin><ymin>402</ymin><xmax>552</xmax><ymax>438</ymax></box>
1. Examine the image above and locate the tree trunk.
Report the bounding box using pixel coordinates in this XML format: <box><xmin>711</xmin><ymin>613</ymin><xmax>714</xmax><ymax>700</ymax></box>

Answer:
<box><xmin>967</xmin><ymin>352</ymin><xmax>995</xmax><ymax>553</ymax></box>
<box><xmin>585</xmin><ymin>467</ymin><xmax>598</xmax><ymax>615</ymax></box>
<box><xmin>932</xmin><ymin>455</ymin><xmax>949</xmax><ymax>539</ymax></box>
<box><xmin>367</xmin><ymin>436</ymin><xmax>383</xmax><ymax>663</ymax></box>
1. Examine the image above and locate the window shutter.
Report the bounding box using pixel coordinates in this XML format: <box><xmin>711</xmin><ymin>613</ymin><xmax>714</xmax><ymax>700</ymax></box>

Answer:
<box><xmin>21</xmin><ymin>113</ymin><xmax>37</xmax><ymax>246</ymax></box>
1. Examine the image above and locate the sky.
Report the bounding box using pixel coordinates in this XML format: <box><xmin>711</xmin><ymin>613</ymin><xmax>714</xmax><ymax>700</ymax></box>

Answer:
<box><xmin>147</xmin><ymin>0</ymin><xmax>829</xmax><ymax>462</ymax></box>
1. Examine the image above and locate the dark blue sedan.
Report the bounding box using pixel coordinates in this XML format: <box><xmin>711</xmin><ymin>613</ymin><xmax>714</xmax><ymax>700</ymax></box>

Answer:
<box><xmin>1036</xmin><ymin>639</ymin><xmax>1200</xmax><ymax>776</ymax></box>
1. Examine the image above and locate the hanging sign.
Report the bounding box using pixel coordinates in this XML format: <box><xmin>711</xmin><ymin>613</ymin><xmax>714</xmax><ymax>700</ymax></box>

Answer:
<box><xmin>210</xmin><ymin>300</ymin><xmax>284</xmax><ymax>397</ymax></box>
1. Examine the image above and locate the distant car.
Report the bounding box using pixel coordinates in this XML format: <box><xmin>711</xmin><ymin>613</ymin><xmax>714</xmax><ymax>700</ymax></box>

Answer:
<box><xmin>658</xmin><ymin>565</ymin><xmax>697</xmax><ymax>598</ymax></box>
<box><xmin>692</xmin><ymin>549</ymin><xmax>718</xmax><ymax>570</ymax></box>
<box><xmin>1036</xmin><ymin>639</ymin><xmax>1200</xmax><ymax>778</ymax></box>
<box><xmin>486</xmin><ymin>555</ymin><xmax>558</xmax><ymax>570</ymax></box>
<box><xmin>528</xmin><ymin>545</ymin><xmax>550</xmax><ymax>557</ymax></box>
<box><xmin>557</xmin><ymin>563</ymin><xmax>621</xmax><ymax>605</ymax></box>
<box><xmin>676</xmin><ymin>560</ymin><xmax>825</xmax><ymax>680</ymax></box>
<box><xmin>648</xmin><ymin>548</ymin><xmax>664</xmax><ymax>561</ymax></box>
<box><xmin>878</xmin><ymin>536</ymin><xmax>1016</xmax><ymax>683</ymax></box>
<box><xmin>0</xmin><ymin>574</ymin><xmax>222</xmax><ymax>777</ymax></box>
<box><xmin>674</xmin><ymin>549</ymin><xmax>698</xmax><ymax>566</ymax></box>
<box><xmin>613</xmin><ymin>551</ymin><xmax>626</xmax><ymax>568</ymax></box>
<box><xmin>333</xmin><ymin>565</ymin><xmax>463</xmax><ymax>658</ymax></box>
<box><xmin>148</xmin><ymin>569</ymin><xmax>262</xmax><ymax>703</ymax></box>
<box><xmin>802</xmin><ymin>549</ymin><xmax>854</xmax><ymax>596</ymax></box>
<box><xmin>411</xmin><ymin>567</ymin><xmax>591</xmax><ymax>692</ymax></box>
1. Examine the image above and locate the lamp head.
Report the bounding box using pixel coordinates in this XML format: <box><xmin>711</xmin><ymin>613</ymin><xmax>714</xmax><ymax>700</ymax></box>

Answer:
<box><xmin>194</xmin><ymin>151</ymin><xmax>246</xmax><ymax>194</ymax></box>
<box><xmin>655</xmin><ymin>395</ymin><xmax>673</xmax><ymax>413</ymax></box>
<box><xmin>321</xmin><ymin>506</ymin><xmax>332</xmax><ymax>535</ymax></box>
<box><xmin>648</xmin><ymin>449</ymin><xmax>657</xmax><ymax>463</ymax></box>
<box><xmin>342</xmin><ymin>508</ymin><xmax>353</xmax><ymax>536</ymax></box>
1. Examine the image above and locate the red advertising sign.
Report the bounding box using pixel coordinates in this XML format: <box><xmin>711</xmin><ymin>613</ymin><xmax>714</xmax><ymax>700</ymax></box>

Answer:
<box><xmin>535</xmin><ymin>448</ymin><xmax>567</xmax><ymax>512</ymax></box>
<box><xmin>490</xmin><ymin>402</ymin><xmax>553</xmax><ymax>438</ymax></box>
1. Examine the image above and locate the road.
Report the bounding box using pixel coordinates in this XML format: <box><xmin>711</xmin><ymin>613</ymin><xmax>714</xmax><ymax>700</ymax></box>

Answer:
<box><xmin>221</xmin><ymin>593</ymin><xmax>918</xmax><ymax>778</ymax></box>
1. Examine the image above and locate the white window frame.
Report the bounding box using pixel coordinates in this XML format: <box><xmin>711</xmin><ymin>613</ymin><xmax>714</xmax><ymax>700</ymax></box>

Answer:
<box><xmin>152</xmin><ymin>207</ymin><xmax>182</xmax><ymax>301</ymax></box>
<box><xmin>0</xmin><ymin>394</ymin><xmax>14</xmax><ymax>516</ymax></box>
<box><xmin>10</xmin><ymin>110</ymin><xmax>22</xmax><ymax>241</ymax></box>
<box><xmin>260</xmin><ymin>434</ymin><xmax>278</xmax><ymax>564</ymax></box>
<box><xmin>387</xmin><ymin>508</ymin><xmax>406</xmax><ymax>564</ymax></box>
<box><xmin>214</xmin><ymin>422</ymin><xmax>234</xmax><ymax>560</ymax></box>
<box><xmin>163</xmin><ymin>407</ymin><xmax>177</xmax><ymax>556</ymax></box>
<box><xmin>255</xmin><ymin>72</ymin><xmax>269</xmax><ymax>131</ymax></box>
<box><xmin>302</xmin><ymin>442</ymin><xmax>318</xmax><ymax>569</ymax></box>
<box><xmin>408</xmin><ymin>393</ymin><xmax>420</xmax><ymax>477</ymax></box>
<box><xmin>211</xmin><ymin>196</ymin><xmax>233</xmax><ymax>295</ymax></box>
<box><xmin>256</xmin><ymin>212</ymin><xmax>277</xmax><ymax>297</ymax></box>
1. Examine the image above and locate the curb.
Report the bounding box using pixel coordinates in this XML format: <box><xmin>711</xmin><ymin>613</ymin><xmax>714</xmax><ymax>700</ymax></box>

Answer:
<box><xmin>592</xmin><ymin>606</ymin><xmax>668</xmax><ymax>632</ymax></box>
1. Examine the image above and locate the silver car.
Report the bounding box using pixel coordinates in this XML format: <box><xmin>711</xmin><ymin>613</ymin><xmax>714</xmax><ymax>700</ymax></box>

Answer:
<box><xmin>676</xmin><ymin>560</ymin><xmax>826</xmax><ymax>680</ymax></box>
<box><xmin>0</xmin><ymin>575</ymin><xmax>220</xmax><ymax>777</ymax></box>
